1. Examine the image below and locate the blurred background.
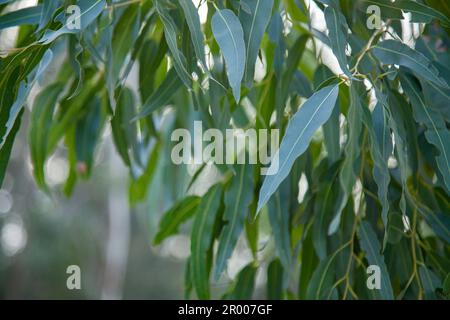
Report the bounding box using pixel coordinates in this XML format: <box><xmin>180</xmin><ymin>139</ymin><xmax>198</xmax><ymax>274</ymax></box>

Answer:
<box><xmin>0</xmin><ymin>0</ymin><xmax>269</xmax><ymax>299</ymax></box>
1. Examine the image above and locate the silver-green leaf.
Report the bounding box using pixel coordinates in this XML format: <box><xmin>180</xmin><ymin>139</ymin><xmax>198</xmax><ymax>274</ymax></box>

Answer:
<box><xmin>212</xmin><ymin>9</ymin><xmax>246</xmax><ymax>102</ymax></box>
<box><xmin>257</xmin><ymin>84</ymin><xmax>339</xmax><ymax>212</ymax></box>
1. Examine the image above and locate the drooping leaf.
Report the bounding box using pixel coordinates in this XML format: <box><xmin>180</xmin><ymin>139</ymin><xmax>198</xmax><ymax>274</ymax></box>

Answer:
<box><xmin>215</xmin><ymin>164</ymin><xmax>254</xmax><ymax>280</ymax></box>
<box><xmin>134</xmin><ymin>68</ymin><xmax>182</xmax><ymax>120</ymax></box>
<box><xmin>212</xmin><ymin>9</ymin><xmax>246</xmax><ymax>102</ymax></box>
<box><xmin>111</xmin><ymin>87</ymin><xmax>139</xmax><ymax>167</ymax></box>
<box><xmin>313</xmin><ymin>161</ymin><xmax>340</xmax><ymax>260</ymax></box>
<box><xmin>276</xmin><ymin>34</ymin><xmax>309</xmax><ymax>119</ymax></box>
<box><xmin>191</xmin><ymin>184</ymin><xmax>223</xmax><ymax>299</ymax></box>
<box><xmin>178</xmin><ymin>0</ymin><xmax>206</xmax><ymax>68</ymax></box>
<box><xmin>371</xmin><ymin>40</ymin><xmax>447</xmax><ymax>88</ymax></box>
<box><xmin>386</xmin><ymin>212</ymin><xmax>404</xmax><ymax>245</ymax></box>
<box><xmin>362</xmin><ymin>102</ymin><xmax>392</xmax><ymax>228</ymax></box>
<box><xmin>0</xmin><ymin>49</ymin><xmax>53</xmax><ymax>149</ymax></box>
<box><xmin>0</xmin><ymin>5</ymin><xmax>42</xmax><ymax>30</ymax></box>
<box><xmin>224</xmin><ymin>263</ymin><xmax>257</xmax><ymax>299</ymax></box>
<box><xmin>324</xmin><ymin>5</ymin><xmax>352</xmax><ymax>78</ymax></box>
<box><xmin>155</xmin><ymin>0</ymin><xmax>192</xmax><ymax>88</ymax></box>
<box><xmin>129</xmin><ymin>141</ymin><xmax>161</xmax><ymax>205</ymax></box>
<box><xmin>154</xmin><ymin>196</ymin><xmax>201</xmax><ymax>245</ymax></box>
<box><xmin>400</xmin><ymin>72</ymin><xmax>450</xmax><ymax>191</ymax></box>
<box><xmin>29</xmin><ymin>83</ymin><xmax>64</xmax><ymax>191</ymax></box>
<box><xmin>108</xmin><ymin>3</ymin><xmax>140</xmax><ymax>90</ymax></box>
<box><xmin>268</xmin><ymin>179</ymin><xmax>292</xmax><ymax>269</ymax></box>
<box><xmin>328</xmin><ymin>83</ymin><xmax>363</xmax><ymax>235</ymax></box>
<box><xmin>305</xmin><ymin>253</ymin><xmax>338</xmax><ymax>299</ymax></box>
<box><xmin>257</xmin><ymin>84</ymin><xmax>339</xmax><ymax>212</ymax></box>
<box><xmin>75</xmin><ymin>96</ymin><xmax>104</xmax><ymax>177</ymax></box>
<box><xmin>419</xmin><ymin>266</ymin><xmax>441</xmax><ymax>300</ymax></box>
<box><xmin>358</xmin><ymin>221</ymin><xmax>394</xmax><ymax>300</ymax></box>
<box><xmin>0</xmin><ymin>110</ymin><xmax>22</xmax><ymax>187</ymax></box>
<box><xmin>267</xmin><ymin>258</ymin><xmax>284</xmax><ymax>299</ymax></box>
<box><xmin>298</xmin><ymin>230</ymin><xmax>318</xmax><ymax>299</ymax></box>
<box><xmin>239</xmin><ymin>0</ymin><xmax>274</xmax><ymax>86</ymax></box>
<box><xmin>360</xmin><ymin>0</ymin><xmax>450</xmax><ymax>27</ymax></box>
<box><xmin>411</xmin><ymin>195</ymin><xmax>450</xmax><ymax>245</ymax></box>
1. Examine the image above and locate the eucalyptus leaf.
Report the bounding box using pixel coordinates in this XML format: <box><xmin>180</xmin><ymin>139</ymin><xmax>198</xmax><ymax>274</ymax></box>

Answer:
<box><xmin>258</xmin><ymin>84</ymin><xmax>339</xmax><ymax>212</ymax></box>
<box><xmin>212</xmin><ymin>9</ymin><xmax>246</xmax><ymax>102</ymax></box>
<box><xmin>239</xmin><ymin>0</ymin><xmax>274</xmax><ymax>86</ymax></box>
<box><xmin>0</xmin><ymin>5</ymin><xmax>42</xmax><ymax>30</ymax></box>
<box><xmin>371</xmin><ymin>40</ymin><xmax>447</xmax><ymax>88</ymax></box>
<box><xmin>191</xmin><ymin>184</ymin><xmax>223</xmax><ymax>299</ymax></box>
<box><xmin>215</xmin><ymin>164</ymin><xmax>254</xmax><ymax>280</ymax></box>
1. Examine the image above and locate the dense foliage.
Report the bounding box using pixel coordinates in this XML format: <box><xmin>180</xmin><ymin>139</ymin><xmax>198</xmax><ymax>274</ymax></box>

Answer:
<box><xmin>0</xmin><ymin>0</ymin><xmax>449</xmax><ymax>299</ymax></box>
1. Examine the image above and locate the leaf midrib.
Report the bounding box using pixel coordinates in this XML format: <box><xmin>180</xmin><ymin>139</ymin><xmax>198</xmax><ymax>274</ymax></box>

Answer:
<box><xmin>262</xmin><ymin>85</ymin><xmax>338</xmax><ymax>206</ymax></box>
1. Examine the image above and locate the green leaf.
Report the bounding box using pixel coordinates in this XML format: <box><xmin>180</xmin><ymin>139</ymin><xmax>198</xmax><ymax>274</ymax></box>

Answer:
<box><xmin>225</xmin><ymin>263</ymin><xmax>257</xmax><ymax>299</ymax></box>
<box><xmin>134</xmin><ymin>68</ymin><xmax>182</xmax><ymax>120</ymax></box>
<box><xmin>108</xmin><ymin>3</ymin><xmax>140</xmax><ymax>90</ymax></box>
<box><xmin>386</xmin><ymin>212</ymin><xmax>404</xmax><ymax>244</ymax></box>
<box><xmin>374</xmin><ymin>86</ymin><xmax>410</xmax><ymax>214</ymax></box>
<box><xmin>276</xmin><ymin>34</ymin><xmax>309</xmax><ymax>118</ymax></box>
<box><xmin>443</xmin><ymin>273</ymin><xmax>450</xmax><ymax>296</ymax></box>
<box><xmin>400</xmin><ymin>72</ymin><xmax>450</xmax><ymax>191</ymax></box>
<box><xmin>328</xmin><ymin>83</ymin><xmax>363</xmax><ymax>235</ymax></box>
<box><xmin>67</xmin><ymin>36</ymin><xmax>84</xmax><ymax>99</ymax></box>
<box><xmin>313</xmin><ymin>161</ymin><xmax>340</xmax><ymax>259</ymax></box>
<box><xmin>420</xmin><ymin>76</ymin><xmax>450</xmax><ymax>122</ymax></box>
<box><xmin>129</xmin><ymin>141</ymin><xmax>161</xmax><ymax>205</ymax></box>
<box><xmin>111</xmin><ymin>87</ymin><xmax>138</xmax><ymax>167</ymax></box>
<box><xmin>153</xmin><ymin>196</ymin><xmax>201</xmax><ymax>245</ymax></box>
<box><xmin>37</xmin><ymin>0</ymin><xmax>62</xmax><ymax>33</ymax></box>
<box><xmin>358</xmin><ymin>221</ymin><xmax>394</xmax><ymax>300</ymax></box>
<box><xmin>0</xmin><ymin>49</ymin><xmax>53</xmax><ymax>150</ymax></box>
<box><xmin>191</xmin><ymin>184</ymin><xmax>223</xmax><ymax>299</ymax></box>
<box><xmin>317</xmin><ymin>65</ymin><xmax>340</xmax><ymax>163</ymax></box>
<box><xmin>299</xmin><ymin>231</ymin><xmax>318</xmax><ymax>299</ymax></box>
<box><xmin>0</xmin><ymin>110</ymin><xmax>22</xmax><ymax>187</ymax></box>
<box><xmin>239</xmin><ymin>0</ymin><xmax>274</xmax><ymax>86</ymax></box>
<box><xmin>411</xmin><ymin>195</ymin><xmax>450</xmax><ymax>244</ymax></box>
<box><xmin>0</xmin><ymin>5</ymin><xmax>42</xmax><ymax>30</ymax></box>
<box><xmin>361</xmin><ymin>0</ymin><xmax>450</xmax><ymax>27</ymax></box>
<box><xmin>138</xmin><ymin>38</ymin><xmax>167</xmax><ymax>101</ymax></box>
<box><xmin>267</xmin><ymin>258</ymin><xmax>284</xmax><ymax>299</ymax></box>
<box><xmin>305</xmin><ymin>253</ymin><xmax>337</xmax><ymax>299</ymax></box>
<box><xmin>47</xmin><ymin>73</ymin><xmax>103</xmax><ymax>153</ymax></box>
<box><xmin>268</xmin><ymin>180</ymin><xmax>292</xmax><ymax>269</ymax></box>
<box><xmin>39</xmin><ymin>0</ymin><xmax>106</xmax><ymax>44</ymax></box>
<box><xmin>257</xmin><ymin>84</ymin><xmax>339</xmax><ymax>212</ymax></box>
<box><xmin>397</xmin><ymin>0</ymin><xmax>450</xmax><ymax>26</ymax></box>
<box><xmin>212</xmin><ymin>9</ymin><xmax>246</xmax><ymax>102</ymax></box>
<box><xmin>419</xmin><ymin>266</ymin><xmax>441</xmax><ymax>300</ymax></box>
<box><xmin>324</xmin><ymin>6</ymin><xmax>352</xmax><ymax>78</ymax></box>
<box><xmin>215</xmin><ymin>164</ymin><xmax>254</xmax><ymax>280</ymax></box>
<box><xmin>282</xmin><ymin>0</ymin><xmax>308</xmax><ymax>22</ymax></box>
<box><xmin>29</xmin><ymin>83</ymin><xmax>64</xmax><ymax>191</ymax></box>
<box><xmin>155</xmin><ymin>0</ymin><xmax>192</xmax><ymax>88</ymax></box>
<box><xmin>371</xmin><ymin>40</ymin><xmax>447</xmax><ymax>88</ymax></box>
<box><xmin>75</xmin><ymin>96</ymin><xmax>104</xmax><ymax>177</ymax></box>
<box><xmin>362</xmin><ymin>102</ymin><xmax>391</xmax><ymax>228</ymax></box>
<box><xmin>184</xmin><ymin>257</ymin><xmax>193</xmax><ymax>299</ymax></box>
<box><xmin>178</xmin><ymin>0</ymin><xmax>206</xmax><ymax>68</ymax></box>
